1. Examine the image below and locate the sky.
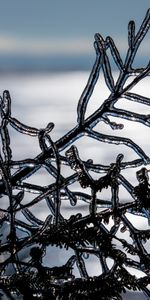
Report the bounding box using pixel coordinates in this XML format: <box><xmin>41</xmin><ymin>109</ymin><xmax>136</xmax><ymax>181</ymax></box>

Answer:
<box><xmin>0</xmin><ymin>1</ymin><xmax>149</xmax><ymax>70</ymax></box>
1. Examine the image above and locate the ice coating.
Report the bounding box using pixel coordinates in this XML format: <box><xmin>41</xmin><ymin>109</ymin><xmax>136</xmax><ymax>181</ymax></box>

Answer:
<box><xmin>0</xmin><ymin>9</ymin><xmax>150</xmax><ymax>300</ymax></box>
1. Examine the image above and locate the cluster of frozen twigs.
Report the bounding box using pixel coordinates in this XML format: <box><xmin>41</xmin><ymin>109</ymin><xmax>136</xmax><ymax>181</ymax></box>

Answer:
<box><xmin>0</xmin><ymin>8</ymin><xmax>150</xmax><ymax>300</ymax></box>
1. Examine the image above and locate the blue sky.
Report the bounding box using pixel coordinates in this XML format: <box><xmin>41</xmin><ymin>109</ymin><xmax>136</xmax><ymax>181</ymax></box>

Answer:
<box><xmin>0</xmin><ymin>1</ymin><xmax>149</xmax><ymax>69</ymax></box>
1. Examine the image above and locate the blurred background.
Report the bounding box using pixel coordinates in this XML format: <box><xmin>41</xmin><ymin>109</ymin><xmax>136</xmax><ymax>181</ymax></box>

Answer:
<box><xmin>0</xmin><ymin>0</ymin><xmax>149</xmax><ymax>72</ymax></box>
<box><xmin>0</xmin><ymin>1</ymin><xmax>150</xmax><ymax>299</ymax></box>
<box><xmin>0</xmin><ymin>0</ymin><xmax>149</xmax><ymax>158</ymax></box>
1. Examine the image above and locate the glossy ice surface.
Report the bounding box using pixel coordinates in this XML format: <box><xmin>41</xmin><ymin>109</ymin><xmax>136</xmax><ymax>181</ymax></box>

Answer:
<box><xmin>0</xmin><ymin>9</ymin><xmax>150</xmax><ymax>299</ymax></box>
<box><xmin>0</xmin><ymin>71</ymin><xmax>149</xmax><ymax>299</ymax></box>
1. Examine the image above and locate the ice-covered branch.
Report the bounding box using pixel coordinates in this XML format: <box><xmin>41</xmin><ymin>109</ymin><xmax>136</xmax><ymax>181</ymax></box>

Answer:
<box><xmin>77</xmin><ymin>41</ymin><xmax>102</xmax><ymax>126</ymax></box>
<box><xmin>0</xmin><ymin>9</ymin><xmax>150</xmax><ymax>300</ymax></box>
<box><xmin>86</xmin><ymin>128</ymin><xmax>149</xmax><ymax>162</ymax></box>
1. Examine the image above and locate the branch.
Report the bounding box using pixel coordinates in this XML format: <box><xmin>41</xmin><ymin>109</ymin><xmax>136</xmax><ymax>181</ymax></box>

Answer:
<box><xmin>77</xmin><ymin>41</ymin><xmax>102</xmax><ymax>126</ymax></box>
<box><xmin>86</xmin><ymin>128</ymin><xmax>149</xmax><ymax>162</ymax></box>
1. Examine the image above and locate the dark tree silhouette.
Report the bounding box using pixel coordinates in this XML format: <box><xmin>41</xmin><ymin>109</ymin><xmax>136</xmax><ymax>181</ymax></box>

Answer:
<box><xmin>0</xmin><ymin>8</ymin><xmax>150</xmax><ymax>300</ymax></box>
